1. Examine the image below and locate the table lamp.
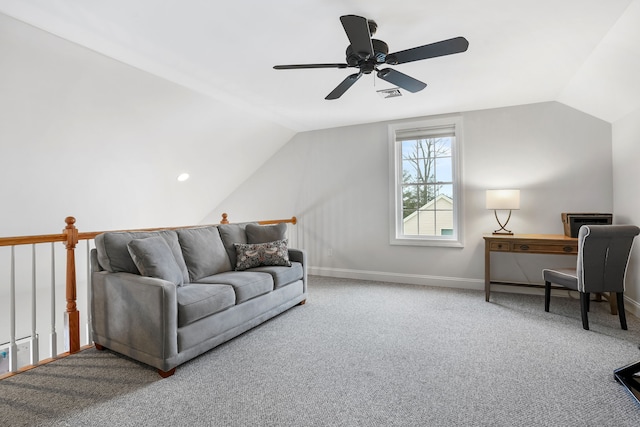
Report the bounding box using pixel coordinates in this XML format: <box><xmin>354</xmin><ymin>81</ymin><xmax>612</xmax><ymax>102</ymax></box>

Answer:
<box><xmin>486</xmin><ymin>189</ymin><xmax>520</xmax><ymax>235</ymax></box>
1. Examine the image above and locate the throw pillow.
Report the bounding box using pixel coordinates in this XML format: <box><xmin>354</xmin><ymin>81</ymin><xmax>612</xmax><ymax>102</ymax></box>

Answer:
<box><xmin>234</xmin><ymin>239</ymin><xmax>291</xmax><ymax>271</ymax></box>
<box><xmin>95</xmin><ymin>230</ymin><xmax>190</xmax><ymax>283</ymax></box>
<box><xmin>127</xmin><ymin>236</ymin><xmax>184</xmax><ymax>286</ymax></box>
<box><xmin>176</xmin><ymin>226</ymin><xmax>232</xmax><ymax>281</ymax></box>
<box><xmin>245</xmin><ymin>222</ymin><xmax>287</xmax><ymax>244</ymax></box>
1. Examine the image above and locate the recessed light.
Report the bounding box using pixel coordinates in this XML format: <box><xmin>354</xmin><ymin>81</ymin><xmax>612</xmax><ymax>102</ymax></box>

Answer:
<box><xmin>177</xmin><ymin>173</ymin><xmax>190</xmax><ymax>182</ymax></box>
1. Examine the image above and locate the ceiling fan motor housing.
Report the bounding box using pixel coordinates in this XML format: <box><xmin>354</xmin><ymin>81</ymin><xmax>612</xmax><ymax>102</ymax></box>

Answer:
<box><xmin>345</xmin><ymin>39</ymin><xmax>392</xmax><ymax>71</ymax></box>
<box><xmin>367</xmin><ymin>19</ymin><xmax>378</xmax><ymax>35</ymax></box>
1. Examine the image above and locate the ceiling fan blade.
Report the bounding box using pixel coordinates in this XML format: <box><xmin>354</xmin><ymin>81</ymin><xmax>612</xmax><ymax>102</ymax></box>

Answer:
<box><xmin>377</xmin><ymin>68</ymin><xmax>427</xmax><ymax>93</ymax></box>
<box><xmin>274</xmin><ymin>63</ymin><xmax>349</xmax><ymax>70</ymax></box>
<box><xmin>340</xmin><ymin>15</ymin><xmax>374</xmax><ymax>59</ymax></box>
<box><xmin>325</xmin><ymin>72</ymin><xmax>363</xmax><ymax>100</ymax></box>
<box><xmin>389</xmin><ymin>36</ymin><xmax>469</xmax><ymax>65</ymax></box>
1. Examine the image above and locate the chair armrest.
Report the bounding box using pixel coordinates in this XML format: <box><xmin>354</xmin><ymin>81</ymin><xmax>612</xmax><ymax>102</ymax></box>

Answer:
<box><xmin>91</xmin><ymin>271</ymin><xmax>178</xmax><ymax>360</ymax></box>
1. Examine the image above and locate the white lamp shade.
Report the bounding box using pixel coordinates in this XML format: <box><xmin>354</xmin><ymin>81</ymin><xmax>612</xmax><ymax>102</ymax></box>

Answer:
<box><xmin>486</xmin><ymin>189</ymin><xmax>520</xmax><ymax>210</ymax></box>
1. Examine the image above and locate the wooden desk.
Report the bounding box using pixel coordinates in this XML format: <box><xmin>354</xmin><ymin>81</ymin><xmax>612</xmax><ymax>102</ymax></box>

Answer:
<box><xmin>483</xmin><ymin>234</ymin><xmax>577</xmax><ymax>302</ymax></box>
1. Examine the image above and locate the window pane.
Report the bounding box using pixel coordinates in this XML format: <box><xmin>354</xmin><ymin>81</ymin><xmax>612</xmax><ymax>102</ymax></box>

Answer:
<box><xmin>438</xmin><ymin>184</ymin><xmax>453</xmax><ymax>199</ymax></box>
<box><xmin>434</xmin><ymin>137</ymin><xmax>452</xmax><ymax>156</ymax></box>
<box><xmin>417</xmin><ymin>210</ymin><xmax>436</xmax><ymax>235</ymax></box>
<box><xmin>435</xmin><ymin>157</ymin><xmax>452</xmax><ymax>183</ymax></box>
<box><xmin>402</xmin><ymin>185</ymin><xmax>419</xmax><ymax>215</ymax></box>
<box><xmin>433</xmin><ymin>207</ymin><xmax>454</xmax><ymax>235</ymax></box>
<box><xmin>401</xmin><ymin>140</ymin><xmax>417</xmax><ymax>160</ymax></box>
<box><xmin>403</xmin><ymin>210</ymin><xmax>419</xmax><ymax>234</ymax></box>
<box><xmin>405</xmin><ymin>159</ymin><xmax>430</xmax><ymax>184</ymax></box>
<box><xmin>402</xmin><ymin>160</ymin><xmax>420</xmax><ymax>183</ymax></box>
<box><xmin>417</xmin><ymin>185</ymin><xmax>435</xmax><ymax>208</ymax></box>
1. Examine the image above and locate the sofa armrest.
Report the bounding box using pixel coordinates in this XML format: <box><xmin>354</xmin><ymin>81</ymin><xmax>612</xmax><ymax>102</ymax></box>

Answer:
<box><xmin>288</xmin><ymin>248</ymin><xmax>307</xmax><ymax>292</ymax></box>
<box><xmin>91</xmin><ymin>271</ymin><xmax>178</xmax><ymax>361</ymax></box>
<box><xmin>90</xmin><ymin>248</ymin><xmax>103</xmax><ymax>273</ymax></box>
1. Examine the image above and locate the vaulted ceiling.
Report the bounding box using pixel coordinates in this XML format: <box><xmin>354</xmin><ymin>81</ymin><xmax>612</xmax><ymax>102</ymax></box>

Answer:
<box><xmin>1</xmin><ymin>0</ymin><xmax>639</xmax><ymax>132</ymax></box>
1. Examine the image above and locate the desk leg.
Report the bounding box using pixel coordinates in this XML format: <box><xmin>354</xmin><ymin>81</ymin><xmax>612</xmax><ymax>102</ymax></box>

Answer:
<box><xmin>609</xmin><ymin>292</ymin><xmax>618</xmax><ymax>315</ymax></box>
<box><xmin>485</xmin><ymin>242</ymin><xmax>491</xmax><ymax>302</ymax></box>
<box><xmin>599</xmin><ymin>292</ymin><xmax>618</xmax><ymax>315</ymax></box>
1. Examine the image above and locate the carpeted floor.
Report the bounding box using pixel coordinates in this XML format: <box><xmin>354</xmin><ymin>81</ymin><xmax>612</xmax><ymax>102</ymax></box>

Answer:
<box><xmin>2</xmin><ymin>276</ymin><xmax>640</xmax><ymax>426</ymax></box>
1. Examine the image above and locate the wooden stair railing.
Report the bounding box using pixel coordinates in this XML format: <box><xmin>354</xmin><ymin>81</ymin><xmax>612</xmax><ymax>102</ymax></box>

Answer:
<box><xmin>1</xmin><ymin>213</ymin><xmax>297</xmax><ymax>377</ymax></box>
<box><xmin>0</xmin><ymin>217</ymin><xmax>80</xmax><ymax>378</ymax></box>
<box><xmin>220</xmin><ymin>212</ymin><xmax>297</xmax><ymax>226</ymax></box>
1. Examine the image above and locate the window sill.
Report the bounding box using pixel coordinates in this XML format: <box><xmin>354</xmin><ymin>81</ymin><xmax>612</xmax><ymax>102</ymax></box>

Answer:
<box><xmin>390</xmin><ymin>237</ymin><xmax>464</xmax><ymax>248</ymax></box>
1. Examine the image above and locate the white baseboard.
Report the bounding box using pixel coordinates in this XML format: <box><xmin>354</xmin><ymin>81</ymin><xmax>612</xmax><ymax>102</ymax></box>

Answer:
<box><xmin>308</xmin><ymin>266</ymin><xmax>640</xmax><ymax>318</ymax></box>
<box><xmin>309</xmin><ymin>266</ymin><xmax>483</xmax><ymax>290</ymax></box>
<box><xmin>624</xmin><ymin>296</ymin><xmax>640</xmax><ymax>318</ymax></box>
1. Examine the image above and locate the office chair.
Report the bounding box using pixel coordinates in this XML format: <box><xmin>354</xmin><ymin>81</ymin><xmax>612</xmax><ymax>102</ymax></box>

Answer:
<box><xmin>542</xmin><ymin>224</ymin><xmax>640</xmax><ymax>330</ymax></box>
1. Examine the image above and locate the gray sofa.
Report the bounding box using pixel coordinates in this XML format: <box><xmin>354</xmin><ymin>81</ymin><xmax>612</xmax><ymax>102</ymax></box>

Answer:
<box><xmin>90</xmin><ymin>222</ymin><xmax>307</xmax><ymax>377</ymax></box>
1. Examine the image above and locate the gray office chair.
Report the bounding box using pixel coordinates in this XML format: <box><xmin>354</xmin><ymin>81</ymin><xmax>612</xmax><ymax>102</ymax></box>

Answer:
<box><xmin>543</xmin><ymin>224</ymin><xmax>640</xmax><ymax>330</ymax></box>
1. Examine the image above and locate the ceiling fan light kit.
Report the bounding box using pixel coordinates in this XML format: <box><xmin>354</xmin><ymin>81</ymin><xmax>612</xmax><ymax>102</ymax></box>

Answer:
<box><xmin>273</xmin><ymin>15</ymin><xmax>469</xmax><ymax>100</ymax></box>
<box><xmin>377</xmin><ymin>88</ymin><xmax>402</xmax><ymax>98</ymax></box>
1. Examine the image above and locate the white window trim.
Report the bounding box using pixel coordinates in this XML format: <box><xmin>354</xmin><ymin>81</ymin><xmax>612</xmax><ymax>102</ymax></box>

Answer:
<box><xmin>388</xmin><ymin>116</ymin><xmax>465</xmax><ymax>248</ymax></box>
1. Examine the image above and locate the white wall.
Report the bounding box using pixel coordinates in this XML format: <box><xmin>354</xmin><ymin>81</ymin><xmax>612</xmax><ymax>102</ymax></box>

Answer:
<box><xmin>213</xmin><ymin>101</ymin><xmax>614</xmax><ymax>294</ymax></box>
<box><xmin>0</xmin><ymin>13</ymin><xmax>295</xmax><ymax>236</ymax></box>
<box><xmin>0</xmin><ymin>13</ymin><xmax>295</xmax><ymax>357</ymax></box>
<box><xmin>612</xmin><ymin>107</ymin><xmax>640</xmax><ymax>309</ymax></box>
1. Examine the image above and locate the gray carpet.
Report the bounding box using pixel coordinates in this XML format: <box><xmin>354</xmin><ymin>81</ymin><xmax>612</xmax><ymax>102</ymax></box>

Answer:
<box><xmin>2</xmin><ymin>276</ymin><xmax>640</xmax><ymax>426</ymax></box>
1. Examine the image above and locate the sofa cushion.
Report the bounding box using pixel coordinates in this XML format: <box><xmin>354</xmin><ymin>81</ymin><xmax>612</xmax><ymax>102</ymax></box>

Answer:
<box><xmin>127</xmin><ymin>236</ymin><xmax>185</xmax><ymax>286</ymax></box>
<box><xmin>196</xmin><ymin>271</ymin><xmax>273</xmax><ymax>304</ymax></box>
<box><xmin>245</xmin><ymin>222</ymin><xmax>287</xmax><ymax>243</ymax></box>
<box><xmin>234</xmin><ymin>239</ymin><xmax>291</xmax><ymax>271</ymax></box>
<box><xmin>95</xmin><ymin>230</ymin><xmax>190</xmax><ymax>283</ymax></box>
<box><xmin>176</xmin><ymin>227</ymin><xmax>232</xmax><ymax>281</ymax></box>
<box><xmin>218</xmin><ymin>222</ymin><xmax>256</xmax><ymax>268</ymax></box>
<box><xmin>177</xmin><ymin>284</ymin><xmax>235</xmax><ymax>327</ymax></box>
<box><xmin>248</xmin><ymin>262</ymin><xmax>303</xmax><ymax>289</ymax></box>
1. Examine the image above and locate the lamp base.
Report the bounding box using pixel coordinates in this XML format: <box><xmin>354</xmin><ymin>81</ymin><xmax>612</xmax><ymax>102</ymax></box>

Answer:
<box><xmin>492</xmin><ymin>210</ymin><xmax>514</xmax><ymax>235</ymax></box>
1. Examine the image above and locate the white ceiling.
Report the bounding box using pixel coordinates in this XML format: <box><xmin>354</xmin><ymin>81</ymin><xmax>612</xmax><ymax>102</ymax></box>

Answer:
<box><xmin>1</xmin><ymin>0</ymin><xmax>639</xmax><ymax>132</ymax></box>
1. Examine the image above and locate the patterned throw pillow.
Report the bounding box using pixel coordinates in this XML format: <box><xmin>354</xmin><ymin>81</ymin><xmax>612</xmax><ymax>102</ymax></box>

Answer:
<box><xmin>234</xmin><ymin>239</ymin><xmax>291</xmax><ymax>271</ymax></box>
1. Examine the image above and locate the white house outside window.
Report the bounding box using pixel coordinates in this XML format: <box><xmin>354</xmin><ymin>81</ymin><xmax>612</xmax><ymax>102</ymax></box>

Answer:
<box><xmin>388</xmin><ymin>116</ymin><xmax>464</xmax><ymax>247</ymax></box>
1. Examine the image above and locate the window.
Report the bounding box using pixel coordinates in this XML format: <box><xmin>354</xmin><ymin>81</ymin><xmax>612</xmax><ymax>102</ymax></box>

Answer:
<box><xmin>388</xmin><ymin>116</ymin><xmax>463</xmax><ymax>247</ymax></box>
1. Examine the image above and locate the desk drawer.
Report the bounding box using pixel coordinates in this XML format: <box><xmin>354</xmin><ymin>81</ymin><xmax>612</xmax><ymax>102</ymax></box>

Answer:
<box><xmin>489</xmin><ymin>242</ymin><xmax>510</xmax><ymax>251</ymax></box>
<box><xmin>511</xmin><ymin>242</ymin><xmax>577</xmax><ymax>254</ymax></box>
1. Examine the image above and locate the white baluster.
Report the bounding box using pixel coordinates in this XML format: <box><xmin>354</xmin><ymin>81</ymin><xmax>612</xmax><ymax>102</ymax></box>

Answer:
<box><xmin>30</xmin><ymin>244</ymin><xmax>39</xmax><ymax>365</ymax></box>
<box><xmin>9</xmin><ymin>246</ymin><xmax>18</xmax><ymax>372</ymax></box>
<box><xmin>86</xmin><ymin>240</ymin><xmax>92</xmax><ymax>344</ymax></box>
<box><xmin>50</xmin><ymin>242</ymin><xmax>57</xmax><ymax>358</ymax></box>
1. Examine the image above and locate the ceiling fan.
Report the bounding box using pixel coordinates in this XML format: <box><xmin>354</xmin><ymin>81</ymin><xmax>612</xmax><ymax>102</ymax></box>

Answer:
<box><xmin>273</xmin><ymin>15</ymin><xmax>469</xmax><ymax>100</ymax></box>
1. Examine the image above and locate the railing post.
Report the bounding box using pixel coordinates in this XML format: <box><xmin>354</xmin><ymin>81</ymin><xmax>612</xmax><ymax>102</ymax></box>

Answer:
<box><xmin>63</xmin><ymin>216</ymin><xmax>80</xmax><ymax>354</ymax></box>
